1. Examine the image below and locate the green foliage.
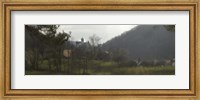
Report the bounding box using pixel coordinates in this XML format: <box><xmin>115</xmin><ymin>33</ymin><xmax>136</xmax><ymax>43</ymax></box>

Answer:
<box><xmin>26</xmin><ymin>56</ymin><xmax>175</xmax><ymax>75</ymax></box>
<box><xmin>26</xmin><ymin>59</ymin><xmax>175</xmax><ymax>75</ymax></box>
<box><xmin>164</xmin><ymin>25</ymin><xmax>175</xmax><ymax>31</ymax></box>
<box><xmin>112</xmin><ymin>48</ymin><xmax>128</xmax><ymax>63</ymax></box>
<box><xmin>25</xmin><ymin>25</ymin><xmax>71</xmax><ymax>72</ymax></box>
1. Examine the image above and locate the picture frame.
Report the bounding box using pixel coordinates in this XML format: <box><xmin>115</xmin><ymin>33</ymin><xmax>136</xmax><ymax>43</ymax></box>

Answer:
<box><xmin>0</xmin><ymin>0</ymin><xmax>199</xmax><ymax>99</ymax></box>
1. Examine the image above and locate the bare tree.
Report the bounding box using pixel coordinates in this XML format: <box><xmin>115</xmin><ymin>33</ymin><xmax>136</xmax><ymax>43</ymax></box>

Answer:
<box><xmin>89</xmin><ymin>34</ymin><xmax>101</xmax><ymax>46</ymax></box>
<box><xmin>88</xmin><ymin>34</ymin><xmax>101</xmax><ymax>60</ymax></box>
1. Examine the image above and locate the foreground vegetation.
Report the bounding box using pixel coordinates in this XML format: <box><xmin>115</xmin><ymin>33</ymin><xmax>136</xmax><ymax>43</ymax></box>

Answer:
<box><xmin>26</xmin><ymin>60</ymin><xmax>175</xmax><ymax>75</ymax></box>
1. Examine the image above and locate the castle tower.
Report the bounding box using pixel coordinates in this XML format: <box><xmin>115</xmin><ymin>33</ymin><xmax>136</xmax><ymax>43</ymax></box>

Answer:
<box><xmin>81</xmin><ymin>37</ymin><xmax>84</xmax><ymax>42</ymax></box>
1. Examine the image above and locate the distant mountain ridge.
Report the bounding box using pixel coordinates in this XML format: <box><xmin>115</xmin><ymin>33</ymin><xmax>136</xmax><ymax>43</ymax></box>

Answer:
<box><xmin>102</xmin><ymin>25</ymin><xmax>175</xmax><ymax>60</ymax></box>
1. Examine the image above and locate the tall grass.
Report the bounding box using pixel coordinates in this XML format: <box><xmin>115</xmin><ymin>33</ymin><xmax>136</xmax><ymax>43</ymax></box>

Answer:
<box><xmin>26</xmin><ymin>60</ymin><xmax>175</xmax><ymax>75</ymax></box>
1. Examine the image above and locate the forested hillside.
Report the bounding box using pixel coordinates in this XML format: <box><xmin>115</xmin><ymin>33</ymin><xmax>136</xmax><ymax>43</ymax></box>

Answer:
<box><xmin>102</xmin><ymin>25</ymin><xmax>175</xmax><ymax>61</ymax></box>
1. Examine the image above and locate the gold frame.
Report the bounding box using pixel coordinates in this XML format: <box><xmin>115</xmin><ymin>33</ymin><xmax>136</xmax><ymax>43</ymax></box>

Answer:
<box><xmin>0</xmin><ymin>0</ymin><xmax>199</xmax><ymax>99</ymax></box>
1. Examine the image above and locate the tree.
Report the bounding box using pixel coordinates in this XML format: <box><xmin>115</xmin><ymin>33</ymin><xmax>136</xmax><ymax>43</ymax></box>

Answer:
<box><xmin>53</xmin><ymin>31</ymin><xmax>70</xmax><ymax>72</ymax></box>
<box><xmin>89</xmin><ymin>34</ymin><xmax>101</xmax><ymax>59</ymax></box>
<box><xmin>89</xmin><ymin>34</ymin><xmax>101</xmax><ymax>46</ymax></box>
<box><xmin>112</xmin><ymin>48</ymin><xmax>128</xmax><ymax>68</ymax></box>
<box><xmin>25</xmin><ymin>25</ymin><xmax>71</xmax><ymax>72</ymax></box>
<box><xmin>164</xmin><ymin>25</ymin><xmax>175</xmax><ymax>31</ymax></box>
<box><xmin>25</xmin><ymin>25</ymin><xmax>46</xmax><ymax>70</ymax></box>
<box><xmin>39</xmin><ymin>25</ymin><xmax>60</xmax><ymax>71</ymax></box>
<box><xmin>41</xmin><ymin>27</ymin><xmax>70</xmax><ymax>72</ymax></box>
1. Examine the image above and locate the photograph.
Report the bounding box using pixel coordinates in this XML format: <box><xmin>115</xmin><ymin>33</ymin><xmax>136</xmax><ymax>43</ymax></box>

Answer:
<box><xmin>2</xmin><ymin>0</ymin><xmax>198</xmax><ymax>97</ymax></box>
<box><xmin>25</xmin><ymin>25</ymin><xmax>175</xmax><ymax>75</ymax></box>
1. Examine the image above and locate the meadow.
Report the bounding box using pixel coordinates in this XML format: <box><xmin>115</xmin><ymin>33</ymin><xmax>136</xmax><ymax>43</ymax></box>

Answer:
<box><xmin>26</xmin><ymin>60</ymin><xmax>175</xmax><ymax>75</ymax></box>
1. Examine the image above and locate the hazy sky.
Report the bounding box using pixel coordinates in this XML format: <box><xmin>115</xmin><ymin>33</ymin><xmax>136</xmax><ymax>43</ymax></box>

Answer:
<box><xmin>57</xmin><ymin>25</ymin><xmax>137</xmax><ymax>44</ymax></box>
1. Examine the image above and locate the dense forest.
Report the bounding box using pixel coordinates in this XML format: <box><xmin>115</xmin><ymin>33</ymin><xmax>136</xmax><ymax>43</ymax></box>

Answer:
<box><xmin>25</xmin><ymin>25</ymin><xmax>175</xmax><ymax>75</ymax></box>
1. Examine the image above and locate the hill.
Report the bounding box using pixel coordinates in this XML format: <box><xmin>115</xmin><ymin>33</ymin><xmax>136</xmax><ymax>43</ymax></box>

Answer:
<box><xmin>102</xmin><ymin>25</ymin><xmax>175</xmax><ymax>60</ymax></box>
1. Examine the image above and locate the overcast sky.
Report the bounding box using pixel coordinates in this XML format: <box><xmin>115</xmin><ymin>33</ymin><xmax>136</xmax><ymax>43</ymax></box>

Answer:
<box><xmin>57</xmin><ymin>25</ymin><xmax>137</xmax><ymax>44</ymax></box>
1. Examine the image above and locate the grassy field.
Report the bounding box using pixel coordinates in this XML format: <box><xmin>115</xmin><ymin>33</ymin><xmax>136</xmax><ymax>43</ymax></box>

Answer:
<box><xmin>26</xmin><ymin>60</ymin><xmax>175</xmax><ymax>75</ymax></box>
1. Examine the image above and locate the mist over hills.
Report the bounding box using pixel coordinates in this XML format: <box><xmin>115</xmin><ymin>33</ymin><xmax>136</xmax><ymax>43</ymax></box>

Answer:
<box><xmin>102</xmin><ymin>25</ymin><xmax>175</xmax><ymax>61</ymax></box>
